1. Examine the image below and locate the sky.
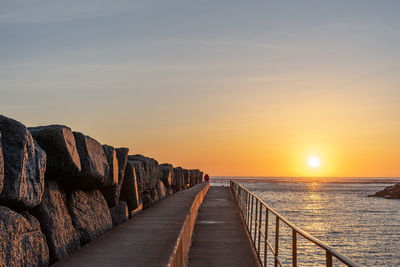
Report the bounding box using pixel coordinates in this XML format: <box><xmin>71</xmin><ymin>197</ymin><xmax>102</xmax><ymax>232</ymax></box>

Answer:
<box><xmin>1</xmin><ymin>0</ymin><xmax>399</xmax><ymax>177</ymax></box>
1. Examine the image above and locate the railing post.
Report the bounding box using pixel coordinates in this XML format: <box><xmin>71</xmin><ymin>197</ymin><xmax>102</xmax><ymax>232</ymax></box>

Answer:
<box><xmin>292</xmin><ymin>229</ymin><xmax>297</xmax><ymax>267</ymax></box>
<box><xmin>250</xmin><ymin>195</ymin><xmax>254</xmax><ymax>239</ymax></box>
<box><xmin>258</xmin><ymin>203</ymin><xmax>262</xmax><ymax>257</ymax></box>
<box><xmin>264</xmin><ymin>209</ymin><xmax>268</xmax><ymax>267</ymax></box>
<box><xmin>326</xmin><ymin>251</ymin><xmax>333</xmax><ymax>267</ymax></box>
<box><xmin>254</xmin><ymin>199</ymin><xmax>258</xmax><ymax>242</ymax></box>
<box><xmin>247</xmin><ymin>193</ymin><xmax>250</xmax><ymax>229</ymax></box>
<box><xmin>274</xmin><ymin>216</ymin><xmax>279</xmax><ymax>267</ymax></box>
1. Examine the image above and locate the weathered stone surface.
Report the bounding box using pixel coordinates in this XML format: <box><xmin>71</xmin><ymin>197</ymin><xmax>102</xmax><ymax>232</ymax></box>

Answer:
<box><xmin>128</xmin><ymin>155</ymin><xmax>160</xmax><ymax>189</ymax></box>
<box><xmin>72</xmin><ymin>132</ymin><xmax>109</xmax><ymax>188</ymax></box>
<box><xmin>109</xmin><ymin>201</ymin><xmax>128</xmax><ymax>227</ymax></box>
<box><xmin>173</xmin><ymin>167</ymin><xmax>184</xmax><ymax>192</ymax></box>
<box><xmin>159</xmin><ymin>163</ymin><xmax>173</xmax><ymax>188</ymax></box>
<box><xmin>0</xmin><ymin>206</ymin><xmax>49</xmax><ymax>266</ymax></box>
<box><xmin>131</xmin><ymin>160</ymin><xmax>149</xmax><ymax>194</ymax></box>
<box><xmin>102</xmin><ymin>145</ymin><xmax>118</xmax><ymax>186</ymax></box>
<box><xmin>100</xmin><ymin>147</ymin><xmax>129</xmax><ymax>207</ymax></box>
<box><xmin>0</xmin><ymin>115</ymin><xmax>46</xmax><ymax>209</ymax></box>
<box><xmin>182</xmin><ymin>169</ymin><xmax>190</xmax><ymax>188</ymax></box>
<box><xmin>32</xmin><ymin>180</ymin><xmax>80</xmax><ymax>263</ymax></box>
<box><xmin>156</xmin><ymin>179</ymin><xmax>167</xmax><ymax>200</ymax></box>
<box><xmin>150</xmin><ymin>188</ymin><xmax>159</xmax><ymax>204</ymax></box>
<box><xmin>120</xmin><ymin>161</ymin><xmax>141</xmax><ymax>211</ymax></box>
<box><xmin>372</xmin><ymin>183</ymin><xmax>400</xmax><ymax>199</ymax></box>
<box><xmin>67</xmin><ymin>189</ymin><xmax>113</xmax><ymax>245</ymax></box>
<box><xmin>189</xmin><ymin>169</ymin><xmax>203</xmax><ymax>186</ymax></box>
<box><xmin>141</xmin><ymin>191</ymin><xmax>152</xmax><ymax>209</ymax></box>
<box><xmin>0</xmin><ymin>134</ymin><xmax>3</xmax><ymax>195</ymax></box>
<box><xmin>28</xmin><ymin>125</ymin><xmax>81</xmax><ymax>178</ymax></box>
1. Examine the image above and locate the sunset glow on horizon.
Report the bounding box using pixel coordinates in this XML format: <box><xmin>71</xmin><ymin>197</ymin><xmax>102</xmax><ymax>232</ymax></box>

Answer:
<box><xmin>1</xmin><ymin>1</ymin><xmax>399</xmax><ymax>178</ymax></box>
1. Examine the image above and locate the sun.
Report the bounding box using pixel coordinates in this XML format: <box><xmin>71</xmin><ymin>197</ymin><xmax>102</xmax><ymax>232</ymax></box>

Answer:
<box><xmin>308</xmin><ymin>156</ymin><xmax>321</xmax><ymax>168</ymax></box>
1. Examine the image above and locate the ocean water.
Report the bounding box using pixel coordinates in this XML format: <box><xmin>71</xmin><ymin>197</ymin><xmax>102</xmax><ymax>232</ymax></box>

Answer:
<box><xmin>235</xmin><ymin>178</ymin><xmax>400</xmax><ymax>266</ymax></box>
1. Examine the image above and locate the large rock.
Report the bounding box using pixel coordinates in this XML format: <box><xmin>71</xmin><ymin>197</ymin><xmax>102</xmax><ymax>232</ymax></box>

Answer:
<box><xmin>131</xmin><ymin>160</ymin><xmax>149</xmax><ymax>194</ymax></box>
<box><xmin>72</xmin><ymin>132</ymin><xmax>109</xmax><ymax>188</ymax></box>
<box><xmin>372</xmin><ymin>183</ymin><xmax>400</xmax><ymax>199</ymax></box>
<box><xmin>67</xmin><ymin>189</ymin><xmax>113</xmax><ymax>245</ymax></box>
<box><xmin>28</xmin><ymin>125</ymin><xmax>81</xmax><ymax>178</ymax></box>
<box><xmin>0</xmin><ymin>134</ymin><xmax>3</xmax><ymax>195</ymax></box>
<box><xmin>141</xmin><ymin>191</ymin><xmax>152</xmax><ymax>209</ymax></box>
<box><xmin>189</xmin><ymin>169</ymin><xmax>203</xmax><ymax>186</ymax></box>
<box><xmin>120</xmin><ymin>161</ymin><xmax>141</xmax><ymax>211</ymax></box>
<box><xmin>159</xmin><ymin>163</ymin><xmax>173</xmax><ymax>188</ymax></box>
<box><xmin>156</xmin><ymin>179</ymin><xmax>167</xmax><ymax>200</ymax></box>
<box><xmin>182</xmin><ymin>169</ymin><xmax>190</xmax><ymax>188</ymax></box>
<box><xmin>0</xmin><ymin>115</ymin><xmax>46</xmax><ymax>209</ymax></box>
<box><xmin>102</xmin><ymin>145</ymin><xmax>118</xmax><ymax>186</ymax></box>
<box><xmin>32</xmin><ymin>180</ymin><xmax>80</xmax><ymax>263</ymax></box>
<box><xmin>101</xmin><ymin>147</ymin><xmax>129</xmax><ymax>207</ymax></box>
<box><xmin>0</xmin><ymin>206</ymin><xmax>49</xmax><ymax>266</ymax></box>
<box><xmin>173</xmin><ymin>167</ymin><xmax>184</xmax><ymax>192</ymax></box>
<box><xmin>109</xmin><ymin>201</ymin><xmax>128</xmax><ymax>227</ymax></box>
<box><xmin>128</xmin><ymin>155</ymin><xmax>160</xmax><ymax>189</ymax></box>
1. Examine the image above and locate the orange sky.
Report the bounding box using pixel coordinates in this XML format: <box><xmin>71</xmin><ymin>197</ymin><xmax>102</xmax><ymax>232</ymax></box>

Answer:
<box><xmin>1</xmin><ymin>2</ymin><xmax>399</xmax><ymax>177</ymax></box>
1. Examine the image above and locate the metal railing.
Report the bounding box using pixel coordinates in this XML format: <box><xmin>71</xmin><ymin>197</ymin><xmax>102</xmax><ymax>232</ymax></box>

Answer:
<box><xmin>230</xmin><ymin>181</ymin><xmax>361</xmax><ymax>267</ymax></box>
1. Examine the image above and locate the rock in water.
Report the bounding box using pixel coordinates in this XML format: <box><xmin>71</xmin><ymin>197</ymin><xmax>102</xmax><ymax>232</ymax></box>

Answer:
<box><xmin>159</xmin><ymin>164</ymin><xmax>173</xmax><ymax>188</ymax></box>
<box><xmin>67</xmin><ymin>189</ymin><xmax>113</xmax><ymax>245</ymax></box>
<box><xmin>0</xmin><ymin>206</ymin><xmax>49</xmax><ymax>266</ymax></box>
<box><xmin>72</xmin><ymin>132</ymin><xmax>109</xmax><ymax>188</ymax></box>
<box><xmin>0</xmin><ymin>134</ymin><xmax>4</xmax><ymax>195</ymax></box>
<box><xmin>28</xmin><ymin>125</ymin><xmax>81</xmax><ymax>179</ymax></box>
<box><xmin>120</xmin><ymin>161</ymin><xmax>141</xmax><ymax>211</ymax></box>
<box><xmin>32</xmin><ymin>180</ymin><xmax>80</xmax><ymax>263</ymax></box>
<box><xmin>100</xmin><ymin>147</ymin><xmax>129</xmax><ymax>207</ymax></box>
<box><xmin>373</xmin><ymin>183</ymin><xmax>400</xmax><ymax>199</ymax></box>
<box><xmin>109</xmin><ymin>201</ymin><xmax>128</xmax><ymax>227</ymax></box>
<box><xmin>0</xmin><ymin>115</ymin><xmax>46</xmax><ymax>209</ymax></box>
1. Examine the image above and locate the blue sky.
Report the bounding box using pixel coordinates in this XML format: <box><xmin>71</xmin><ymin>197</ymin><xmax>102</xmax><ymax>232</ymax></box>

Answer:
<box><xmin>1</xmin><ymin>1</ymin><xmax>399</xmax><ymax>175</ymax></box>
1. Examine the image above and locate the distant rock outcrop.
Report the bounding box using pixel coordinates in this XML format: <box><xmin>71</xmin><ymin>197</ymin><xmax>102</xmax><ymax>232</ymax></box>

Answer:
<box><xmin>67</xmin><ymin>189</ymin><xmax>113</xmax><ymax>245</ymax></box>
<box><xmin>371</xmin><ymin>183</ymin><xmax>400</xmax><ymax>199</ymax></box>
<box><xmin>0</xmin><ymin>206</ymin><xmax>49</xmax><ymax>266</ymax></box>
<box><xmin>32</xmin><ymin>179</ymin><xmax>80</xmax><ymax>263</ymax></box>
<box><xmin>0</xmin><ymin>115</ymin><xmax>46</xmax><ymax>209</ymax></box>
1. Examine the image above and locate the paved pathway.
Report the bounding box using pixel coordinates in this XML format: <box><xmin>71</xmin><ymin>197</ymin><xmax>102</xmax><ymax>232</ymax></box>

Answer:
<box><xmin>53</xmin><ymin>183</ymin><xmax>207</xmax><ymax>267</ymax></box>
<box><xmin>188</xmin><ymin>187</ymin><xmax>260</xmax><ymax>267</ymax></box>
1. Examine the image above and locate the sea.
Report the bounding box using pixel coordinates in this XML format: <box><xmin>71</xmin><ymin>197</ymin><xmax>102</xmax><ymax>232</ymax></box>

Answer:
<box><xmin>217</xmin><ymin>177</ymin><xmax>400</xmax><ymax>266</ymax></box>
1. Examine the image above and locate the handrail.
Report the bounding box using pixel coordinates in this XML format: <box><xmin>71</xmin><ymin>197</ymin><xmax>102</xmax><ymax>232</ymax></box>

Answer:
<box><xmin>230</xmin><ymin>181</ymin><xmax>361</xmax><ymax>267</ymax></box>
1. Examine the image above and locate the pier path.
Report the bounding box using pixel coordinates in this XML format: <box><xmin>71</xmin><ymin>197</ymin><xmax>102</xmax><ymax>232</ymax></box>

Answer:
<box><xmin>188</xmin><ymin>187</ymin><xmax>260</xmax><ymax>267</ymax></box>
<box><xmin>53</xmin><ymin>183</ymin><xmax>259</xmax><ymax>267</ymax></box>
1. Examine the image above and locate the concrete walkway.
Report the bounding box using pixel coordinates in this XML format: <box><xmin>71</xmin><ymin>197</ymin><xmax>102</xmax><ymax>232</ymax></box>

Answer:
<box><xmin>53</xmin><ymin>183</ymin><xmax>208</xmax><ymax>267</ymax></box>
<box><xmin>188</xmin><ymin>187</ymin><xmax>260</xmax><ymax>267</ymax></box>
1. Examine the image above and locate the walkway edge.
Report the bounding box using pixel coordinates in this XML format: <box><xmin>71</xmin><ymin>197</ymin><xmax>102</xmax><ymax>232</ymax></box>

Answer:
<box><xmin>168</xmin><ymin>183</ymin><xmax>210</xmax><ymax>267</ymax></box>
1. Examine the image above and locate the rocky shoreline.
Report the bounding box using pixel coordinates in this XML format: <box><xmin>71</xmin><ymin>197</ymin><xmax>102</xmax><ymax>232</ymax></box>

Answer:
<box><xmin>0</xmin><ymin>115</ymin><xmax>204</xmax><ymax>266</ymax></box>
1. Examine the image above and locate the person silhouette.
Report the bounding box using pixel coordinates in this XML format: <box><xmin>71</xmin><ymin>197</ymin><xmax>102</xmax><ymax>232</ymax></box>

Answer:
<box><xmin>204</xmin><ymin>174</ymin><xmax>209</xmax><ymax>182</ymax></box>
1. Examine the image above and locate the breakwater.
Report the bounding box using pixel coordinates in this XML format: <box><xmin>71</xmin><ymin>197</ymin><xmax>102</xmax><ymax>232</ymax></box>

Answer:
<box><xmin>0</xmin><ymin>115</ymin><xmax>204</xmax><ymax>266</ymax></box>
